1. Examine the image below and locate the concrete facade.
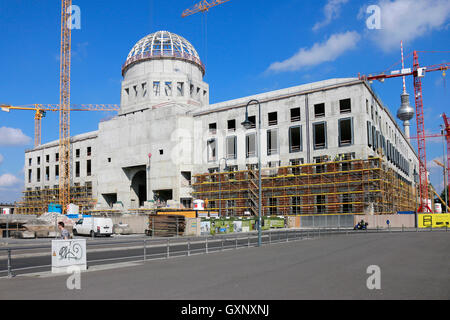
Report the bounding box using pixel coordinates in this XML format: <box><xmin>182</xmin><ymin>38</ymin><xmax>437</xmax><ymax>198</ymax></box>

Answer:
<box><xmin>23</xmin><ymin>31</ymin><xmax>419</xmax><ymax>212</ymax></box>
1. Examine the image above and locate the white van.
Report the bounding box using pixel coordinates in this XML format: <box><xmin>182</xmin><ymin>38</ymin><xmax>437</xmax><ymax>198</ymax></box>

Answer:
<box><xmin>73</xmin><ymin>217</ymin><xmax>113</xmax><ymax>237</ymax></box>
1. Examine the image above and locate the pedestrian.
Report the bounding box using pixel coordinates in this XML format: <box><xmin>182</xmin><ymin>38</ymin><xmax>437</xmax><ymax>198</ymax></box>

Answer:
<box><xmin>58</xmin><ymin>221</ymin><xmax>70</xmax><ymax>240</ymax></box>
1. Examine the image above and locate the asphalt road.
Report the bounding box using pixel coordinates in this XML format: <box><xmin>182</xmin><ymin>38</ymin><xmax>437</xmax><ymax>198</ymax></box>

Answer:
<box><xmin>0</xmin><ymin>230</ymin><xmax>298</xmax><ymax>276</ymax></box>
<box><xmin>0</xmin><ymin>231</ymin><xmax>448</xmax><ymax>300</ymax></box>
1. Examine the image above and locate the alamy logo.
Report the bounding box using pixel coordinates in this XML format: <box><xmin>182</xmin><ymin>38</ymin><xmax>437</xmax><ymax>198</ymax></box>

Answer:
<box><xmin>66</xmin><ymin>265</ymin><xmax>81</xmax><ymax>290</ymax></box>
<box><xmin>366</xmin><ymin>5</ymin><xmax>381</xmax><ymax>30</ymax></box>
<box><xmin>67</xmin><ymin>5</ymin><xmax>81</xmax><ymax>30</ymax></box>
<box><xmin>366</xmin><ymin>265</ymin><xmax>381</xmax><ymax>290</ymax></box>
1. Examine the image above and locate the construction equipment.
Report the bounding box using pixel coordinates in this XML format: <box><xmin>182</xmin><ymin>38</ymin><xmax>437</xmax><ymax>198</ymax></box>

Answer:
<box><xmin>430</xmin><ymin>183</ymin><xmax>450</xmax><ymax>212</ymax></box>
<box><xmin>1</xmin><ymin>104</ymin><xmax>119</xmax><ymax>147</ymax></box>
<box><xmin>59</xmin><ymin>0</ymin><xmax>72</xmax><ymax>214</ymax></box>
<box><xmin>181</xmin><ymin>0</ymin><xmax>231</xmax><ymax>17</ymax></box>
<box><xmin>359</xmin><ymin>52</ymin><xmax>449</xmax><ymax>213</ymax></box>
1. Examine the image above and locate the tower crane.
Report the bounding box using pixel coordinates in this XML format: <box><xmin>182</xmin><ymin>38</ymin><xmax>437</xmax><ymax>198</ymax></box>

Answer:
<box><xmin>1</xmin><ymin>104</ymin><xmax>120</xmax><ymax>147</ymax></box>
<box><xmin>359</xmin><ymin>51</ymin><xmax>449</xmax><ymax>213</ymax></box>
<box><xmin>60</xmin><ymin>0</ymin><xmax>72</xmax><ymax>213</ymax></box>
<box><xmin>181</xmin><ymin>0</ymin><xmax>231</xmax><ymax>17</ymax></box>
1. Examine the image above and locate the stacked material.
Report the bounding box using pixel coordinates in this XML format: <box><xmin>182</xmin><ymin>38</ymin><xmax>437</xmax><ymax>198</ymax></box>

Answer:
<box><xmin>146</xmin><ymin>215</ymin><xmax>186</xmax><ymax>237</ymax></box>
<box><xmin>18</xmin><ymin>213</ymin><xmax>75</xmax><ymax>238</ymax></box>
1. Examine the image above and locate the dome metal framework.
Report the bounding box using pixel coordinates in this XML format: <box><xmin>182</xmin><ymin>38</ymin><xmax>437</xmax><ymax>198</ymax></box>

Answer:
<box><xmin>122</xmin><ymin>31</ymin><xmax>205</xmax><ymax>76</ymax></box>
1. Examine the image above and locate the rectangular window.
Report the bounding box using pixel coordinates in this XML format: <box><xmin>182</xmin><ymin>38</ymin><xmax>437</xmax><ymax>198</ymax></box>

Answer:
<box><xmin>289</xmin><ymin>126</ymin><xmax>302</xmax><ymax>153</ymax></box>
<box><xmin>342</xmin><ymin>194</ymin><xmax>353</xmax><ymax>213</ymax></box>
<box><xmin>87</xmin><ymin>147</ymin><xmax>92</xmax><ymax>156</ymax></box>
<box><xmin>268</xmin><ymin>112</ymin><xmax>277</xmax><ymax>126</ymax></box>
<box><xmin>190</xmin><ymin>84</ymin><xmax>194</xmax><ymax>97</ymax></box>
<box><xmin>314</xmin><ymin>156</ymin><xmax>326</xmax><ymax>174</ymax></box>
<box><xmin>87</xmin><ymin>160</ymin><xmax>92</xmax><ymax>177</ymax></box>
<box><xmin>339</xmin><ymin>98</ymin><xmax>351</xmax><ymax>113</ymax></box>
<box><xmin>314</xmin><ymin>103</ymin><xmax>325</xmax><ymax>118</ymax></box>
<box><xmin>248</xmin><ymin>115</ymin><xmax>256</xmax><ymax>129</ymax></box>
<box><xmin>316</xmin><ymin>195</ymin><xmax>326</xmax><ymax>214</ymax></box>
<box><xmin>55</xmin><ymin>165</ymin><xmax>59</xmax><ymax>179</ymax></box>
<box><xmin>313</xmin><ymin>122</ymin><xmax>327</xmax><ymax>150</ymax></box>
<box><xmin>181</xmin><ymin>171</ymin><xmax>192</xmax><ymax>187</ymax></box>
<box><xmin>246</xmin><ymin>133</ymin><xmax>256</xmax><ymax>158</ymax></box>
<box><xmin>45</xmin><ymin>167</ymin><xmax>49</xmax><ymax>181</ymax></box>
<box><xmin>291</xmin><ymin>196</ymin><xmax>301</xmax><ymax>214</ymax></box>
<box><xmin>76</xmin><ymin>149</ymin><xmax>80</xmax><ymax>158</ymax></box>
<box><xmin>268</xmin><ymin>198</ymin><xmax>277</xmax><ymax>215</ymax></box>
<box><xmin>290</xmin><ymin>158</ymin><xmax>304</xmax><ymax>175</ymax></box>
<box><xmin>29</xmin><ymin>158</ymin><xmax>32</xmax><ymax>166</ymax></box>
<box><xmin>37</xmin><ymin>168</ymin><xmax>41</xmax><ymax>182</ymax></box>
<box><xmin>207</xmin><ymin>139</ymin><xmax>216</xmax><ymax>162</ymax></box>
<box><xmin>209</xmin><ymin>123</ymin><xmax>217</xmax><ymax>135</ymax></box>
<box><xmin>164</xmin><ymin>82</ymin><xmax>172</xmax><ymax>96</ymax></box>
<box><xmin>290</xmin><ymin>108</ymin><xmax>300</xmax><ymax>122</ymax></box>
<box><xmin>267</xmin><ymin>129</ymin><xmax>279</xmax><ymax>155</ymax></box>
<box><xmin>226</xmin><ymin>136</ymin><xmax>237</xmax><ymax>160</ymax></box>
<box><xmin>75</xmin><ymin>161</ymin><xmax>80</xmax><ymax>178</ymax></box>
<box><xmin>177</xmin><ymin>82</ymin><xmax>184</xmax><ymax>96</ymax></box>
<box><xmin>227</xmin><ymin>119</ymin><xmax>236</xmax><ymax>132</ymax></box>
<box><xmin>37</xmin><ymin>157</ymin><xmax>41</xmax><ymax>165</ymax></box>
<box><xmin>46</xmin><ymin>155</ymin><xmax>49</xmax><ymax>163</ymax></box>
<box><xmin>142</xmin><ymin>82</ymin><xmax>147</xmax><ymax>97</ymax></box>
<box><xmin>153</xmin><ymin>82</ymin><xmax>160</xmax><ymax>96</ymax></box>
<box><xmin>55</xmin><ymin>153</ymin><xmax>59</xmax><ymax>162</ymax></box>
<box><xmin>339</xmin><ymin>118</ymin><xmax>353</xmax><ymax>146</ymax></box>
<box><xmin>372</xmin><ymin>126</ymin><xmax>376</xmax><ymax>151</ymax></box>
<box><xmin>28</xmin><ymin>169</ymin><xmax>32</xmax><ymax>183</ymax></box>
<box><xmin>367</xmin><ymin>121</ymin><xmax>372</xmax><ymax>147</ymax></box>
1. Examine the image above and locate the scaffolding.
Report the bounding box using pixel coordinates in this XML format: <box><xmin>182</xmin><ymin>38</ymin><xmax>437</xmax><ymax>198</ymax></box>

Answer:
<box><xmin>192</xmin><ymin>157</ymin><xmax>417</xmax><ymax>216</ymax></box>
<box><xmin>15</xmin><ymin>185</ymin><xmax>96</xmax><ymax>215</ymax></box>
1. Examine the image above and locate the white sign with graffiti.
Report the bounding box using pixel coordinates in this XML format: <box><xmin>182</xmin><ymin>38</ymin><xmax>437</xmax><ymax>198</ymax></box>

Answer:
<box><xmin>52</xmin><ymin>239</ymin><xmax>87</xmax><ymax>273</ymax></box>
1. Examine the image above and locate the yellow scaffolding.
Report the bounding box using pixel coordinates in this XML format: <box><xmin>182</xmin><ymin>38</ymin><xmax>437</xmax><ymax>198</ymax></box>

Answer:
<box><xmin>193</xmin><ymin>157</ymin><xmax>416</xmax><ymax>216</ymax></box>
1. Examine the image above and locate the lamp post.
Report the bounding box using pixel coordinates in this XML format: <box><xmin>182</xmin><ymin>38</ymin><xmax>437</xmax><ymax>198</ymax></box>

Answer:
<box><xmin>241</xmin><ymin>99</ymin><xmax>262</xmax><ymax>247</ymax></box>
<box><xmin>218</xmin><ymin>157</ymin><xmax>228</xmax><ymax>217</ymax></box>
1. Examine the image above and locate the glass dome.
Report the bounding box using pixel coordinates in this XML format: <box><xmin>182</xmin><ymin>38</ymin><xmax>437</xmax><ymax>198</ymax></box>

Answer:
<box><xmin>122</xmin><ymin>31</ymin><xmax>205</xmax><ymax>76</ymax></box>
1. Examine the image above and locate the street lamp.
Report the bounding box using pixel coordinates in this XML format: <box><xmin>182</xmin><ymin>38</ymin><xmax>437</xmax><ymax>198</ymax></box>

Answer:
<box><xmin>218</xmin><ymin>157</ymin><xmax>228</xmax><ymax>217</ymax></box>
<box><xmin>241</xmin><ymin>99</ymin><xmax>262</xmax><ymax>247</ymax></box>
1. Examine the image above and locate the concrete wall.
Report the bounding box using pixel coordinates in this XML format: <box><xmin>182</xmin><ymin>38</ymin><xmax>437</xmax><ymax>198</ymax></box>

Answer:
<box><xmin>108</xmin><ymin>214</ymin><xmax>149</xmax><ymax>234</ymax></box>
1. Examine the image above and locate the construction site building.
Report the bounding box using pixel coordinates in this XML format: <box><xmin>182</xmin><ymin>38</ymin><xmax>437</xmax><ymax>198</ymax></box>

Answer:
<box><xmin>18</xmin><ymin>30</ymin><xmax>419</xmax><ymax>215</ymax></box>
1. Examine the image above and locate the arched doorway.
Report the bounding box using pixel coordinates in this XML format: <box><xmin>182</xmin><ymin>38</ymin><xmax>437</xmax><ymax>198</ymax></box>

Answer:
<box><xmin>131</xmin><ymin>170</ymin><xmax>147</xmax><ymax>207</ymax></box>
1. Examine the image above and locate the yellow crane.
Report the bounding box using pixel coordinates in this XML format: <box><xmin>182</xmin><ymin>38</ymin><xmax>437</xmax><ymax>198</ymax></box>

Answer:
<box><xmin>1</xmin><ymin>104</ymin><xmax>119</xmax><ymax>147</ymax></box>
<box><xmin>181</xmin><ymin>0</ymin><xmax>231</xmax><ymax>17</ymax></box>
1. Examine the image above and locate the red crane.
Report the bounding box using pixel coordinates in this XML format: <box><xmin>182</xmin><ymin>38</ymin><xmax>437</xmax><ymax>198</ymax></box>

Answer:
<box><xmin>359</xmin><ymin>52</ymin><xmax>449</xmax><ymax>213</ymax></box>
<box><xmin>443</xmin><ymin>113</ymin><xmax>450</xmax><ymax>193</ymax></box>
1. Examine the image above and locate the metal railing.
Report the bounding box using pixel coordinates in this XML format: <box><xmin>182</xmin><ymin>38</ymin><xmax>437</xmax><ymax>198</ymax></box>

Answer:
<box><xmin>0</xmin><ymin>227</ymin><xmax>447</xmax><ymax>278</ymax></box>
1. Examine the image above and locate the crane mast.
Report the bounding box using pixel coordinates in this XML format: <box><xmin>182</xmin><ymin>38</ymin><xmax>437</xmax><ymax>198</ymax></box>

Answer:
<box><xmin>412</xmin><ymin>51</ymin><xmax>430</xmax><ymax>212</ymax></box>
<box><xmin>59</xmin><ymin>0</ymin><xmax>72</xmax><ymax>214</ymax></box>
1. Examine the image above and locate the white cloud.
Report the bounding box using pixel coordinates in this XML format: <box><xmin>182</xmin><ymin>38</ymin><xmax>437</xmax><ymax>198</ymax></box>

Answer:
<box><xmin>0</xmin><ymin>173</ymin><xmax>21</xmax><ymax>188</ymax></box>
<box><xmin>313</xmin><ymin>0</ymin><xmax>349</xmax><ymax>31</ymax></box>
<box><xmin>0</xmin><ymin>127</ymin><xmax>32</xmax><ymax>146</ymax></box>
<box><xmin>369</xmin><ymin>0</ymin><xmax>450</xmax><ymax>51</ymax></box>
<box><xmin>267</xmin><ymin>31</ymin><xmax>360</xmax><ymax>73</ymax></box>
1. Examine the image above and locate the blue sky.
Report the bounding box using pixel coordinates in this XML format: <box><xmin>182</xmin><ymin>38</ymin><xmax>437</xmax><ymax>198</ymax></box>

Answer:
<box><xmin>0</xmin><ymin>0</ymin><xmax>449</xmax><ymax>202</ymax></box>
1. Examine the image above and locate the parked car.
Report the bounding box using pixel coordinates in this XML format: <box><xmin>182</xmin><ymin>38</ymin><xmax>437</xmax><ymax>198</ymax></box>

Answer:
<box><xmin>73</xmin><ymin>217</ymin><xmax>113</xmax><ymax>237</ymax></box>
